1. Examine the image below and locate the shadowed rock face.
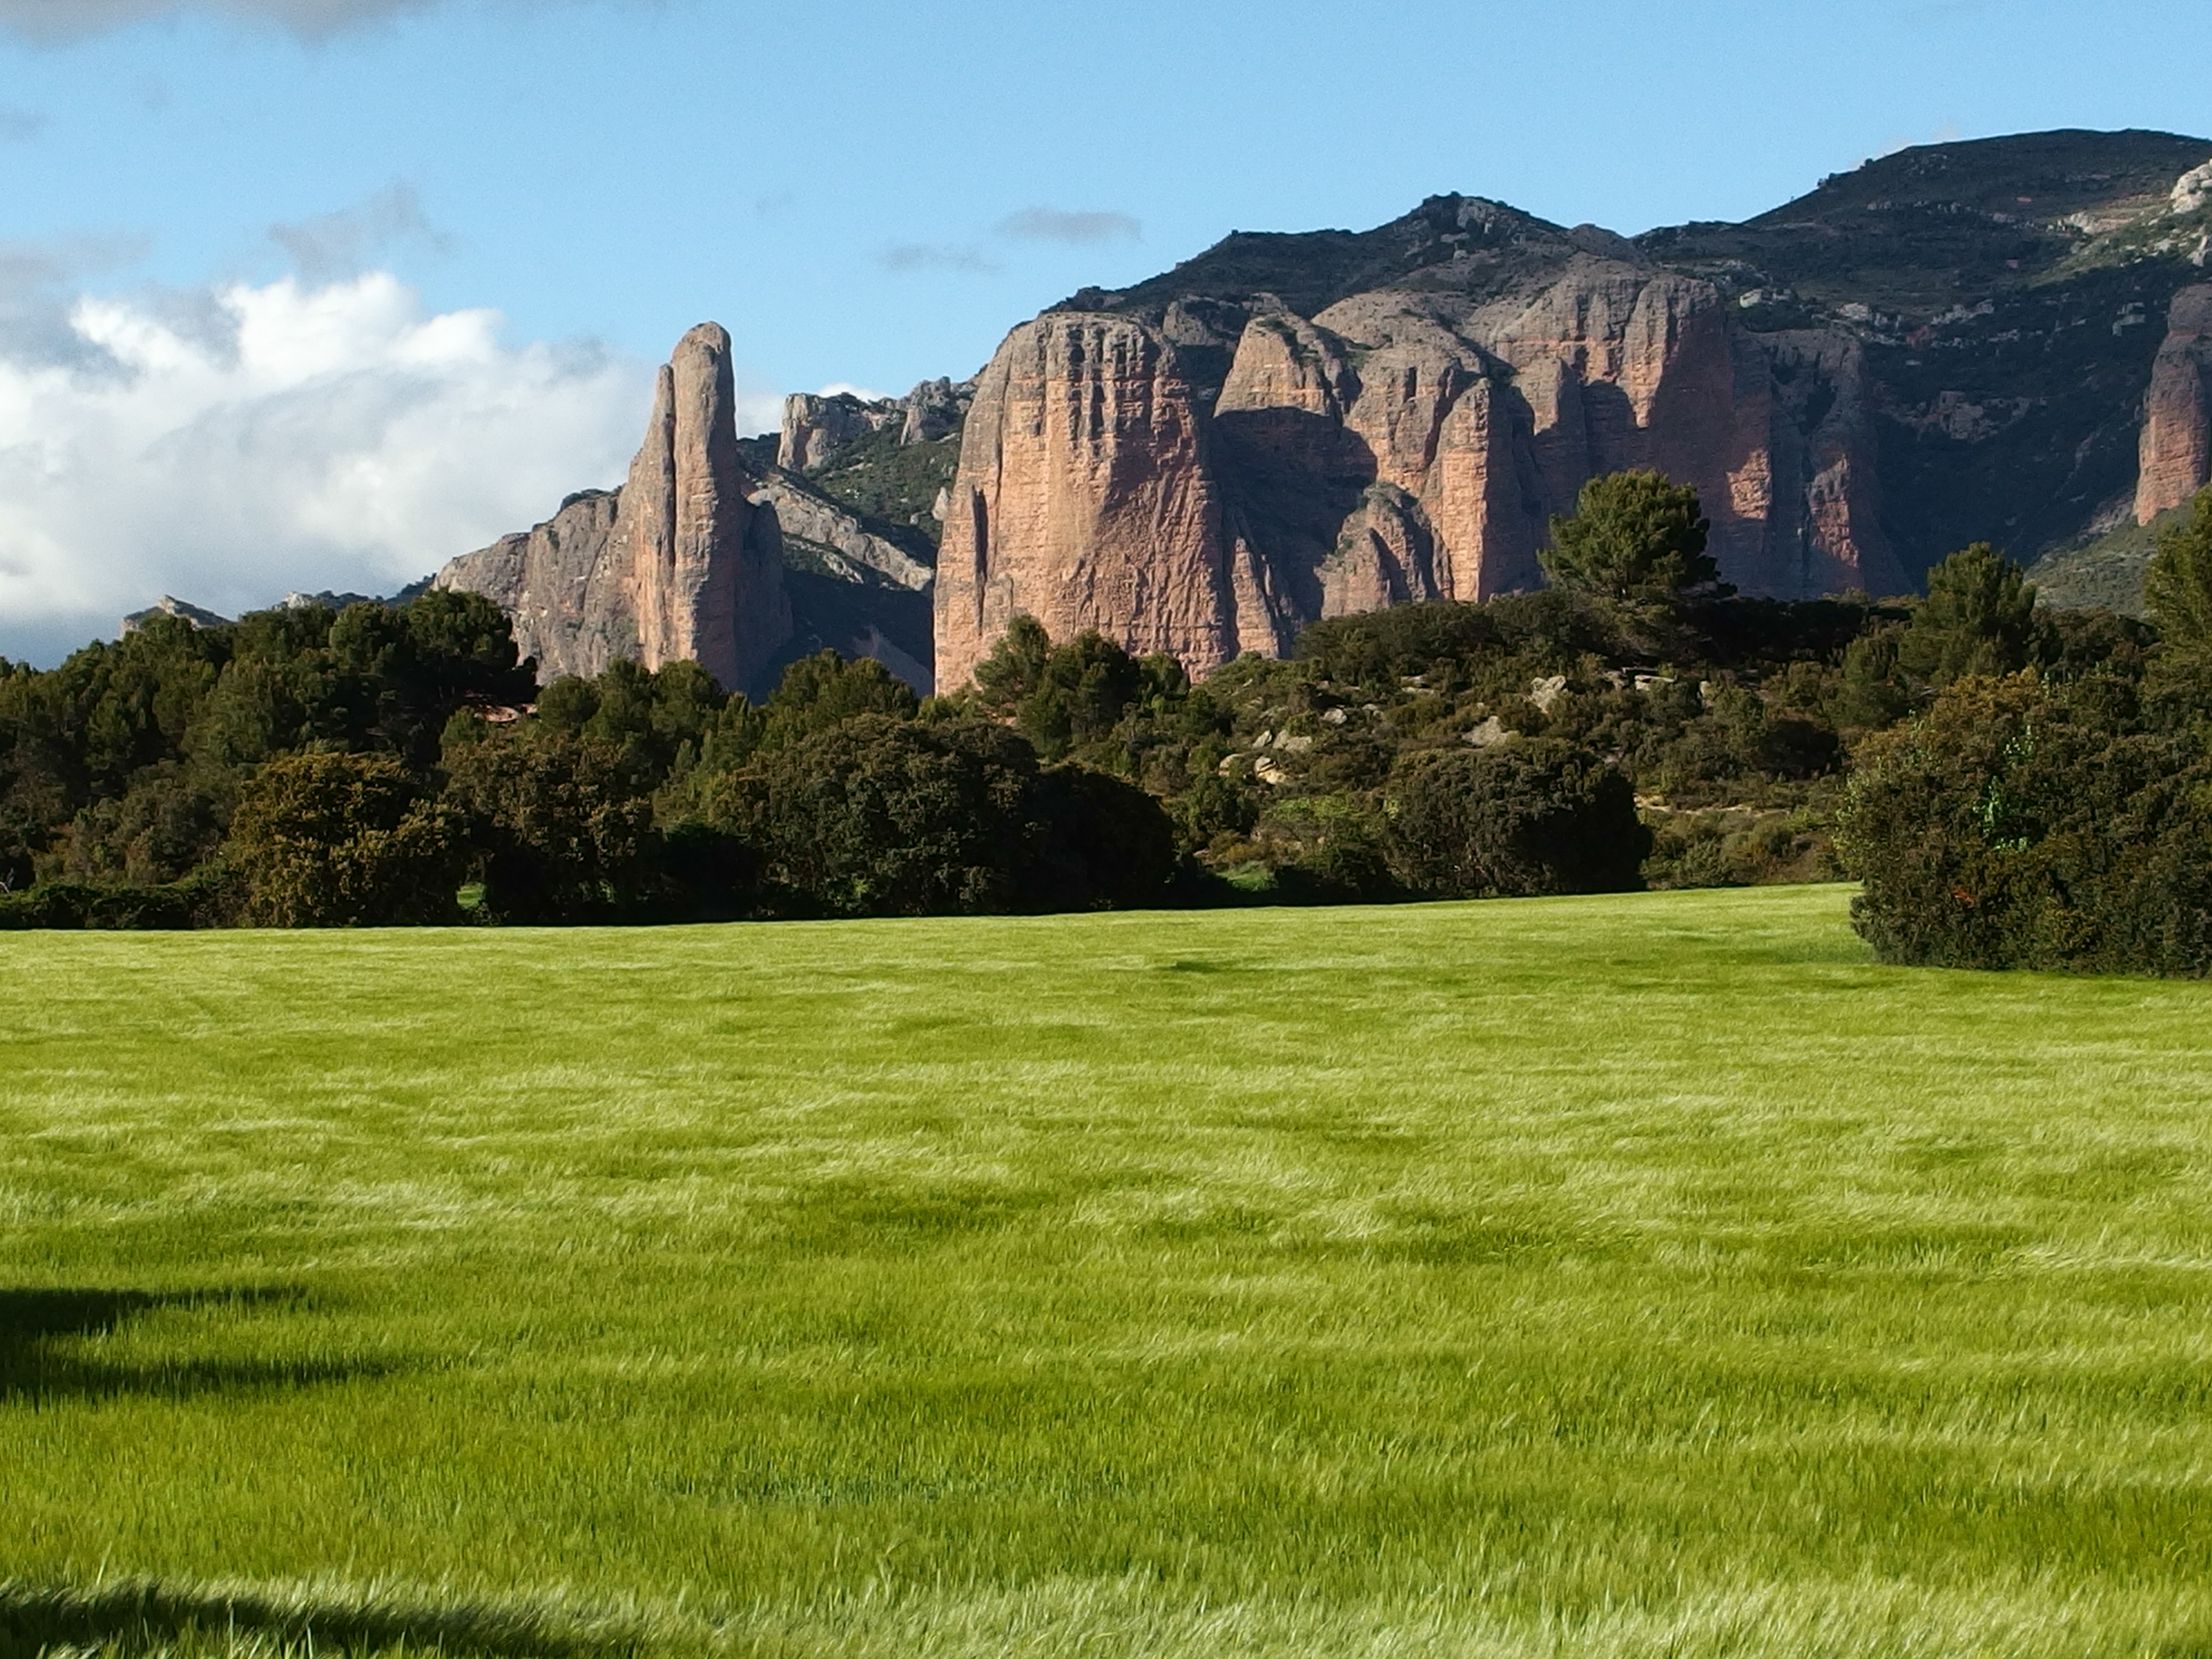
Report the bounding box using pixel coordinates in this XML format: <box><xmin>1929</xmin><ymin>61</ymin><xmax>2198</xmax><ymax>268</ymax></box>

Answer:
<box><xmin>437</xmin><ymin>324</ymin><xmax>791</xmax><ymax>691</ymax></box>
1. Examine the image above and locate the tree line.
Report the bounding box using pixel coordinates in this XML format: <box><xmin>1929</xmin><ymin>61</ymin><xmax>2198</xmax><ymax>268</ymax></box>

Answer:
<box><xmin>6</xmin><ymin>472</ymin><xmax>2212</xmax><ymax>975</ymax></box>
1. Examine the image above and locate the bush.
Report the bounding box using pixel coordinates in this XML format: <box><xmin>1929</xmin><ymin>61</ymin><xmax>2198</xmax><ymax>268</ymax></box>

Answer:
<box><xmin>1836</xmin><ymin>672</ymin><xmax>2212</xmax><ymax>974</ymax></box>
<box><xmin>710</xmin><ymin>715</ymin><xmax>1176</xmax><ymax>917</ymax></box>
<box><xmin>712</xmin><ymin>716</ymin><xmax>1047</xmax><ymax>917</ymax></box>
<box><xmin>1028</xmin><ymin>764</ymin><xmax>1179</xmax><ymax>911</ymax></box>
<box><xmin>2144</xmin><ymin>484</ymin><xmax>2212</xmax><ymax>646</ymax></box>
<box><xmin>1896</xmin><ymin>543</ymin><xmax>2051</xmax><ymax>690</ymax></box>
<box><xmin>1387</xmin><ymin>740</ymin><xmax>1649</xmax><ymax>899</ymax></box>
<box><xmin>0</xmin><ymin>863</ymin><xmax>243</xmax><ymax>930</ymax></box>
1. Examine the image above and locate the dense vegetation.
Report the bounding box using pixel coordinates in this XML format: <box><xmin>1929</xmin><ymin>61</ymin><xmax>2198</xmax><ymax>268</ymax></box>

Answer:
<box><xmin>6</xmin><ymin>476</ymin><xmax>2211</xmax><ymax>972</ymax></box>
<box><xmin>10</xmin><ymin>886</ymin><xmax>2212</xmax><ymax>1657</ymax></box>
<box><xmin>1840</xmin><ymin>486</ymin><xmax>2212</xmax><ymax>974</ymax></box>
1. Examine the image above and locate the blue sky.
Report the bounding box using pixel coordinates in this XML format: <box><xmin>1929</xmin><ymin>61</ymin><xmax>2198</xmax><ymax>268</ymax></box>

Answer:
<box><xmin>2</xmin><ymin>0</ymin><xmax>2210</xmax><ymax>661</ymax></box>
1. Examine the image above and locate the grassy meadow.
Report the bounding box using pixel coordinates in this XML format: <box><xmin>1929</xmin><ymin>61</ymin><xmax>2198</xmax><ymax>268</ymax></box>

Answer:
<box><xmin>5</xmin><ymin>885</ymin><xmax>2212</xmax><ymax>1657</ymax></box>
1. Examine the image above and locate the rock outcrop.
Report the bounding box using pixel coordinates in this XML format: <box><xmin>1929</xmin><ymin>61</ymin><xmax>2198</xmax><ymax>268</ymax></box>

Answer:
<box><xmin>2177</xmin><ymin>162</ymin><xmax>2212</xmax><ymax>217</ymax></box>
<box><xmin>778</xmin><ymin>392</ymin><xmax>897</xmax><ymax>472</ymax></box>
<box><xmin>434</xmin><ymin>488</ymin><xmax>633</xmax><ymax>679</ymax></box>
<box><xmin>933</xmin><ymin>254</ymin><xmax>1917</xmax><ymax>685</ymax></box>
<box><xmin>900</xmin><ymin>378</ymin><xmax>973</xmax><ymax>445</ymax></box>
<box><xmin>927</xmin><ymin>134</ymin><xmax>2212</xmax><ymax>683</ymax></box>
<box><xmin>438</xmin><ymin>324</ymin><xmax>790</xmax><ymax>692</ymax></box>
<box><xmin>750</xmin><ymin>476</ymin><xmax>934</xmax><ymax>591</ymax></box>
<box><xmin>933</xmin><ymin>314</ymin><xmax>1281</xmax><ymax>690</ymax></box>
<box><xmin>457</xmin><ymin>132</ymin><xmax>2212</xmax><ymax>694</ymax></box>
<box><xmin>778</xmin><ymin>380</ymin><xmax>975</xmax><ymax>474</ymax></box>
<box><xmin>2137</xmin><ymin>285</ymin><xmax>2212</xmax><ymax>524</ymax></box>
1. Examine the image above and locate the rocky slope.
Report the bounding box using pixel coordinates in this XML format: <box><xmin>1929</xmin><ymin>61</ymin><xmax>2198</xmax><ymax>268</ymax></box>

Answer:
<box><xmin>938</xmin><ymin>129</ymin><xmax>2212</xmax><ymax>684</ymax></box>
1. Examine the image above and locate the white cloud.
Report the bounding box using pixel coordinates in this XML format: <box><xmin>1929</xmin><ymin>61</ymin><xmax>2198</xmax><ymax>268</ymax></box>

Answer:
<box><xmin>877</xmin><ymin>243</ymin><xmax>997</xmax><ymax>276</ymax></box>
<box><xmin>0</xmin><ymin>269</ymin><xmax>649</xmax><ymax>660</ymax></box>
<box><xmin>995</xmin><ymin>207</ymin><xmax>1141</xmax><ymax>246</ymax></box>
<box><xmin>0</xmin><ymin>0</ymin><xmax>430</xmax><ymax>41</ymax></box>
<box><xmin>0</xmin><ymin>0</ymin><xmax>651</xmax><ymax>43</ymax></box>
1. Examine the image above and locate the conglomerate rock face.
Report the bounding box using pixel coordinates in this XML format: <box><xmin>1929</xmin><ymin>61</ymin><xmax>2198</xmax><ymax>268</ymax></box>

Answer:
<box><xmin>933</xmin><ymin>313</ymin><xmax>1282</xmax><ymax>689</ymax></box>
<box><xmin>933</xmin><ymin>257</ymin><xmax>1916</xmax><ymax>686</ymax></box>
<box><xmin>452</xmin><ymin>132</ymin><xmax>2212</xmax><ymax>692</ymax></box>
<box><xmin>2137</xmin><ymin>285</ymin><xmax>2212</xmax><ymax>524</ymax></box>
<box><xmin>433</xmin><ymin>488</ymin><xmax>633</xmax><ymax>681</ymax></box>
<box><xmin>437</xmin><ymin>323</ymin><xmax>791</xmax><ymax>691</ymax></box>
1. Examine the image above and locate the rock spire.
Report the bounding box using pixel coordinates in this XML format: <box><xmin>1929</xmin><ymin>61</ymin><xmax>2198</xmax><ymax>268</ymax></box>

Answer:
<box><xmin>437</xmin><ymin>323</ymin><xmax>790</xmax><ymax>691</ymax></box>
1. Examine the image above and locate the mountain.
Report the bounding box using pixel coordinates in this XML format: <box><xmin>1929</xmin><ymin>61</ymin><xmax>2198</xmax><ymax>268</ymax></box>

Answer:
<box><xmin>440</xmin><ymin>130</ymin><xmax>2212</xmax><ymax>692</ymax></box>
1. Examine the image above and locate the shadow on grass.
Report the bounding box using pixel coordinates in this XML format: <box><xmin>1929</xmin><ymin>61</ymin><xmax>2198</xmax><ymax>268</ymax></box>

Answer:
<box><xmin>0</xmin><ymin>1579</ymin><xmax>641</xmax><ymax>1659</ymax></box>
<box><xmin>0</xmin><ymin>1287</ymin><xmax>397</xmax><ymax>1402</ymax></box>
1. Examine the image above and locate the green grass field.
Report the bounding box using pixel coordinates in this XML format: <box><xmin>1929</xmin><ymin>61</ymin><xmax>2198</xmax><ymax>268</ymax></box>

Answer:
<box><xmin>5</xmin><ymin>885</ymin><xmax>2212</xmax><ymax>1658</ymax></box>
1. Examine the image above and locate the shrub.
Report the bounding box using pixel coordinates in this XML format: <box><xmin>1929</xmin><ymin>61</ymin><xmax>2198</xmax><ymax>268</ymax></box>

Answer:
<box><xmin>1896</xmin><ymin>543</ymin><xmax>2051</xmax><ymax>690</ymax></box>
<box><xmin>2144</xmin><ymin>484</ymin><xmax>2212</xmax><ymax>647</ymax></box>
<box><xmin>712</xmin><ymin>715</ymin><xmax>1176</xmax><ymax>917</ymax></box>
<box><xmin>1836</xmin><ymin>672</ymin><xmax>2212</xmax><ymax>974</ymax></box>
<box><xmin>440</xmin><ymin>728</ymin><xmax>658</xmax><ymax>924</ymax></box>
<box><xmin>1387</xmin><ymin>740</ymin><xmax>1649</xmax><ymax>899</ymax></box>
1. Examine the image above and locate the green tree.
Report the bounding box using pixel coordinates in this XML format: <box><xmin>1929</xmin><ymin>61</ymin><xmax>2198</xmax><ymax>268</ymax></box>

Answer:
<box><xmin>1896</xmin><ymin>543</ymin><xmax>2050</xmax><ymax>689</ymax></box>
<box><xmin>971</xmin><ymin>620</ymin><xmax>1153</xmax><ymax>762</ymax></box>
<box><xmin>760</xmin><ymin>650</ymin><xmax>918</xmax><ymax>749</ymax></box>
<box><xmin>1836</xmin><ymin>670</ymin><xmax>2212</xmax><ymax>974</ymax></box>
<box><xmin>1829</xmin><ymin>625</ymin><xmax>1913</xmax><ymax>734</ymax></box>
<box><xmin>973</xmin><ymin>616</ymin><xmax>1054</xmax><ymax>711</ymax></box>
<box><xmin>2143</xmin><ymin>485</ymin><xmax>2212</xmax><ymax>647</ymax></box>
<box><xmin>440</xmin><ymin>727</ymin><xmax>656</xmax><ymax>923</ymax></box>
<box><xmin>710</xmin><ymin>714</ymin><xmax>1046</xmax><ymax>917</ymax></box>
<box><xmin>1540</xmin><ymin>470</ymin><xmax>1719</xmax><ymax>608</ymax></box>
<box><xmin>226</xmin><ymin>752</ymin><xmax>462</xmax><ymax>926</ymax></box>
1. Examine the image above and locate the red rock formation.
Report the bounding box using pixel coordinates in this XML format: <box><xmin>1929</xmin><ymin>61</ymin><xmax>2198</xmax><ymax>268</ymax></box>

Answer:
<box><xmin>934</xmin><ymin>313</ymin><xmax>1280</xmax><ymax>690</ymax></box>
<box><xmin>934</xmin><ymin>257</ymin><xmax>1924</xmax><ymax>679</ymax></box>
<box><xmin>2137</xmin><ymin>285</ymin><xmax>2212</xmax><ymax>524</ymax></box>
<box><xmin>438</xmin><ymin>323</ymin><xmax>790</xmax><ymax>690</ymax></box>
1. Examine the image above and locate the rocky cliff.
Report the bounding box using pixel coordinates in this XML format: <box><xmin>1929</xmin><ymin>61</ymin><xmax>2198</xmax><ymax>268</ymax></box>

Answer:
<box><xmin>437</xmin><ymin>324</ymin><xmax>792</xmax><ymax>692</ymax></box>
<box><xmin>934</xmin><ymin>314</ymin><xmax>1284</xmax><ymax>688</ymax></box>
<box><xmin>2138</xmin><ymin>285</ymin><xmax>2212</xmax><ymax>524</ymax></box>
<box><xmin>938</xmin><ymin>129</ymin><xmax>2212</xmax><ymax>686</ymax></box>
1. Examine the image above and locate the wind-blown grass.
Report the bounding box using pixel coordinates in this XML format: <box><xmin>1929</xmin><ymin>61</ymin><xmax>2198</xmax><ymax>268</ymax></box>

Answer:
<box><xmin>4</xmin><ymin>885</ymin><xmax>2212</xmax><ymax>1656</ymax></box>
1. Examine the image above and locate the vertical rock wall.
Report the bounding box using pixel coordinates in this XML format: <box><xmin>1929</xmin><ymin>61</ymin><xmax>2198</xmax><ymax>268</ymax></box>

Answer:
<box><xmin>934</xmin><ymin>314</ymin><xmax>1279</xmax><ymax>691</ymax></box>
<box><xmin>2137</xmin><ymin>285</ymin><xmax>2212</xmax><ymax>524</ymax></box>
<box><xmin>931</xmin><ymin>262</ymin><xmax>1917</xmax><ymax>689</ymax></box>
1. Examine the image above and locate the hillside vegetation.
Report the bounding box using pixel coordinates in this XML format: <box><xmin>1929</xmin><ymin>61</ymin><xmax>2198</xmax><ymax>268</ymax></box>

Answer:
<box><xmin>6</xmin><ymin>886</ymin><xmax>2212</xmax><ymax>1656</ymax></box>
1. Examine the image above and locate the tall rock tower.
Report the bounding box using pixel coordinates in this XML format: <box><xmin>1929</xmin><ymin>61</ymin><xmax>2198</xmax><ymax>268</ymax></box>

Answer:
<box><xmin>2136</xmin><ymin>286</ymin><xmax>2212</xmax><ymax>526</ymax></box>
<box><xmin>436</xmin><ymin>322</ymin><xmax>791</xmax><ymax>692</ymax></box>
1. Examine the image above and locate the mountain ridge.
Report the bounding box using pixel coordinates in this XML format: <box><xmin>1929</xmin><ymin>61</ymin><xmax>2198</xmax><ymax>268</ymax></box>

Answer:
<box><xmin>426</xmin><ymin>128</ymin><xmax>2212</xmax><ymax>692</ymax></box>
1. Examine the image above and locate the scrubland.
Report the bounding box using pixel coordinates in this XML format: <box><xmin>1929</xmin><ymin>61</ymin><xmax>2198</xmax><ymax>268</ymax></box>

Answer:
<box><xmin>4</xmin><ymin>885</ymin><xmax>2212</xmax><ymax>1657</ymax></box>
